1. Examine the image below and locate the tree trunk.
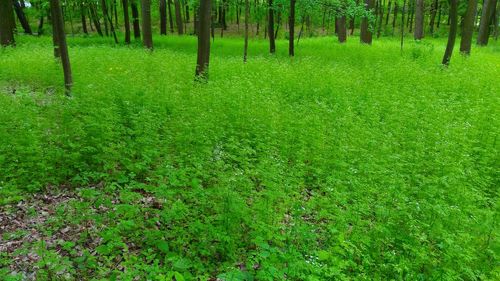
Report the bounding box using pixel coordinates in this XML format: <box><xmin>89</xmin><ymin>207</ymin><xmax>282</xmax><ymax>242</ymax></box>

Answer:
<box><xmin>414</xmin><ymin>0</ymin><xmax>424</xmax><ymax>39</ymax></box>
<box><xmin>196</xmin><ymin>0</ymin><xmax>211</xmax><ymax>79</ymax></box>
<box><xmin>460</xmin><ymin>0</ymin><xmax>478</xmax><ymax>54</ymax></box>
<box><xmin>13</xmin><ymin>0</ymin><xmax>32</xmax><ymax>34</ymax></box>
<box><xmin>100</xmin><ymin>0</ymin><xmax>109</xmax><ymax>36</ymax></box>
<box><xmin>50</xmin><ymin>0</ymin><xmax>73</xmax><ymax>95</ymax></box>
<box><xmin>289</xmin><ymin>0</ymin><xmax>296</xmax><ymax>55</ymax></box>
<box><xmin>38</xmin><ymin>11</ymin><xmax>44</xmax><ymax>35</ymax></box>
<box><xmin>477</xmin><ymin>0</ymin><xmax>497</xmax><ymax>45</ymax></box>
<box><xmin>338</xmin><ymin>16</ymin><xmax>347</xmax><ymax>42</ymax></box>
<box><xmin>442</xmin><ymin>0</ymin><xmax>458</xmax><ymax>65</ymax></box>
<box><xmin>89</xmin><ymin>4</ymin><xmax>103</xmax><ymax>36</ymax></box>
<box><xmin>0</xmin><ymin>0</ymin><xmax>16</xmax><ymax>46</ymax></box>
<box><xmin>174</xmin><ymin>0</ymin><xmax>184</xmax><ymax>34</ymax></box>
<box><xmin>102</xmin><ymin>0</ymin><xmax>119</xmax><ymax>43</ymax></box>
<box><xmin>122</xmin><ymin>0</ymin><xmax>131</xmax><ymax>43</ymax></box>
<box><xmin>244</xmin><ymin>0</ymin><xmax>249</xmax><ymax>61</ymax></box>
<box><xmin>268</xmin><ymin>0</ymin><xmax>276</xmax><ymax>53</ymax></box>
<box><xmin>377</xmin><ymin>0</ymin><xmax>384</xmax><ymax>38</ymax></box>
<box><xmin>141</xmin><ymin>0</ymin><xmax>153</xmax><ymax>49</ymax></box>
<box><xmin>131</xmin><ymin>1</ymin><xmax>141</xmax><ymax>39</ymax></box>
<box><xmin>160</xmin><ymin>0</ymin><xmax>167</xmax><ymax>34</ymax></box>
<box><xmin>385</xmin><ymin>0</ymin><xmax>392</xmax><ymax>26</ymax></box>
<box><xmin>81</xmin><ymin>3</ymin><xmax>88</xmax><ymax>34</ymax></box>
<box><xmin>437</xmin><ymin>2</ymin><xmax>442</xmax><ymax>28</ymax></box>
<box><xmin>168</xmin><ymin>0</ymin><xmax>175</xmax><ymax>32</ymax></box>
<box><xmin>401</xmin><ymin>0</ymin><xmax>406</xmax><ymax>49</ymax></box>
<box><xmin>429</xmin><ymin>0</ymin><xmax>438</xmax><ymax>34</ymax></box>
<box><xmin>361</xmin><ymin>0</ymin><xmax>375</xmax><ymax>44</ymax></box>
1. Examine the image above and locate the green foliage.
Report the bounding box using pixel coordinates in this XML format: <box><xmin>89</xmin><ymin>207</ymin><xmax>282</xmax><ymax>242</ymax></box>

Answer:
<box><xmin>0</xmin><ymin>36</ymin><xmax>498</xmax><ymax>280</ymax></box>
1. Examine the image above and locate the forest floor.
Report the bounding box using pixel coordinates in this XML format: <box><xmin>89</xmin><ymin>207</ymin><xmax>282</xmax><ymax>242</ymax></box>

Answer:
<box><xmin>0</xmin><ymin>35</ymin><xmax>499</xmax><ymax>280</ymax></box>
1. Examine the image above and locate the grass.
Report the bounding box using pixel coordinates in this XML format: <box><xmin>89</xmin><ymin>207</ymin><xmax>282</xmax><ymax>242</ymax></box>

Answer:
<box><xmin>0</xmin><ymin>35</ymin><xmax>499</xmax><ymax>280</ymax></box>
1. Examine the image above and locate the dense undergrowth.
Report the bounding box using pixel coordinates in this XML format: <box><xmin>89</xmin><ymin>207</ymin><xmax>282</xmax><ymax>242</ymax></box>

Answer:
<box><xmin>0</xmin><ymin>36</ymin><xmax>499</xmax><ymax>280</ymax></box>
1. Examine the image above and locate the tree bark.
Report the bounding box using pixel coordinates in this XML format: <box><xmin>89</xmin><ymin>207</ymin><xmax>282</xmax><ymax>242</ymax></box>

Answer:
<box><xmin>168</xmin><ymin>0</ymin><xmax>174</xmax><ymax>32</ymax></box>
<box><xmin>122</xmin><ymin>0</ymin><xmax>131</xmax><ymax>43</ymax></box>
<box><xmin>429</xmin><ymin>0</ymin><xmax>438</xmax><ymax>34</ymax></box>
<box><xmin>50</xmin><ymin>0</ymin><xmax>73</xmax><ymax>95</ymax></box>
<box><xmin>196</xmin><ymin>0</ymin><xmax>211</xmax><ymax>79</ymax></box>
<box><xmin>174</xmin><ymin>0</ymin><xmax>184</xmax><ymax>34</ymax></box>
<box><xmin>0</xmin><ymin>0</ymin><xmax>16</xmax><ymax>46</ymax></box>
<box><xmin>338</xmin><ymin>16</ymin><xmax>347</xmax><ymax>43</ymax></box>
<box><xmin>414</xmin><ymin>0</ymin><xmax>424</xmax><ymax>39</ymax></box>
<box><xmin>160</xmin><ymin>0</ymin><xmax>167</xmax><ymax>35</ymax></box>
<box><xmin>141</xmin><ymin>0</ymin><xmax>153</xmax><ymax>49</ymax></box>
<box><xmin>89</xmin><ymin>3</ymin><xmax>103</xmax><ymax>36</ymax></box>
<box><xmin>131</xmin><ymin>1</ymin><xmax>141</xmax><ymax>39</ymax></box>
<box><xmin>13</xmin><ymin>0</ymin><xmax>32</xmax><ymax>34</ymax></box>
<box><xmin>289</xmin><ymin>0</ymin><xmax>296</xmax><ymax>55</ymax></box>
<box><xmin>460</xmin><ymin>0</ymin><xmax>478</xmax><ymax>54</ymax></box>
<box><xmin>477</xmin><ymin>0</ymin><xmax>497</xmax><ymax>45</ymax></box>
<box><xmin>244</xmin><ymin>0</ymin><xmax>249</xmax><ymax>61</ymax></box>
<box><xmin>81</xmin><ymin>3</ymin><xmax>88</xmax><ymax>34</ymax></box>
<box><xmin>268</xmin><ymin>0</ymin><xmax>276</xmax><ymax>53</ymax></box>
<box><xmin>361</xmin><ymin>0</ymin><xmax>375</xmax><ymax>44</ymax></box>
<box><xmin>442</xmin><ymin>0</ymin><xmax>458</xmax><ymax>65</ymax></box>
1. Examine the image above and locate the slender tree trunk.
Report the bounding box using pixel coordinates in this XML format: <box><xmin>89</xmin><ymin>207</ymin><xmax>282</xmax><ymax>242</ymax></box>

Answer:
<box><xmin>244</xmin><ymin>0</ymin><xmax>249</xmax><ymax>61</ymax></box>
<box><xmin>414</xmin><ymin>0</ymin><xmax>424</xmax><ymax>39</ymax></box>
<box><xmin>442</xmin><ymin>0</ymin><xmax>458</xmax><ymax>65</ymax></box>
<box><xmin>437</xmin><ymin>2</ymin><xmax>442</xmax><ymax>28</ymax></box>
<box><xmin>100</xmin><ymin>0</ymin><xmax>109</xmax><ymax>36</ymax></box>
<box><xmin>196</xmin><ymin>0</ymin><xmax>211</xmax><ymax>79</ymax></box>
<box><xmin>392</xmin><ymin>2</ymin><xmax>399</xmax><ymax>35</ymax></box>
<box><xmin>174</xmin><ymin>0</ymin><xmax>184</xmax><ymax>34</ymax></box>
<box><xmin>477</xmin><ymin>0</ymin><xmax>497</xmax><ymax>45</ymax></box>
<box><xmin>103</xmin><ymin>0</ymin><xmax>119</xmax><ymax>43</ymax></box>
<box><xmin>81</xmin><ymin>3</ymin><xmax>88</xmax><ymax>34</ymax></box>
<box><xmin>160</xmin><ymin>0</ymin><xmax>167</xmax><ymax>34</ymax></box>
<box><xmin>385</xmin><ymin>0</ymin><xmax>392</xmax><ymax>26</ymax></box>
<box><xmin>51</xmin><ymin>6</ymin><xmax>60</xmax><ymax>57</ymax></box>
<box><xmin>268</xmin><ymin>0</ymin><xmax>276</xmax><ymax>53</ymax></box>
<box><xmin>460</xmin><ymin>0</ymin><xmax>478</xmax><ymax>54</ymax></box>
<box><xmin>429</xmin><ymin>0</ymin><xmax>438</xmax><ymax>34</ymax></box>
<box><xmin>90</xmin><ymin>4</ymin><xmax>103</xmax><ymax>36</ymax></box>
<box><xmin>377</xmin><ymin>0</ymin><xmax>384</xmax><ymax>38</ymax></box>
<box><xmin>168</xmin><ymin>0</ymin><xmax>175</xmax><ymax>32</ymax></box>
<box><xmin>122</xmin><ymin>0</ymin><xmax>131</xmax><ymax>43</ymax></box>
<box><xmin>0</xmin><ymin>0</ymin><xmax>16</xmax><ymax>46</ymax></box>
<box><xmin>141</xmin><ymin>0</ymin><xmax>153</xmax><ymax>49</ymax></box>
<box><xmin>289</xmin><ymin>0</ymin><xmax>296</xmax><ymax>55</ymax></box>
<box><xmin>13</xmin><ymin>0</ymin><xmax>32</xmax><ymax>34</ymax></box>
<box><xmin>401</xmin><ymin>0</ymin><xmax>406</xmax><ymax>50</ymax></box>
<box><xmin>50</xmin><ymin>0</ymin><xmax>72</xmax><ymax>95</ymax></box>
<box><xmin>338</xmin><ymin>16</ymin><xmax>347</xmax><ymax>42</ymax></box>
<box><xmin>131</xmin><ymin>1</ymin><xmax>141</xmax><ymax>39</ymax></box>
<box><xmin>361</xmin><ymin>0</ymin><xmax>375</xmax><ymax>44</ymax></box>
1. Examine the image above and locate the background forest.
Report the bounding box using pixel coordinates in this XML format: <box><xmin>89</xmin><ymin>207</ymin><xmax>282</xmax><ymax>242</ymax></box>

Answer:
<box><xmin>0</xmin><ymin>0</ymin><xmax>499</xmax><ymax>280</ymax></box>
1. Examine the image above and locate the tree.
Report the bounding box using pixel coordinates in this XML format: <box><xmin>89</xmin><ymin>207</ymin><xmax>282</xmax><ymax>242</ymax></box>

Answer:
<box><xmin>141</xmin><ymin>0</ymin><xmax>153</xmax><ymax>49</ymax></box>
<box><xmin>268</xmin><ymin>0</ymin><xmax>276</xmax><ymax>53</ymax></box>
<box><xmin>50</xmin><ymin>0</ymin><xmax>73</xmax><ymax>95</ymax></box>
<box><xmin>414</xmin><ymin>0</ymin><xmax>424</xmax><ymax>39</ymax></box>
<box><xmin>244</xmin><ymin>0</ymin><xmax>250</xmax><ymax>61</ymax></box>
<box><xmin>361</xmin><ymin>0</ymin><xmax>375</xmax><ymax>44</ymax></box>
<box><xmin>477</xmin><ymin>0</ymin><xmax>497</xmax><ymax>45</ymax></box>
<box><xmin>175</xmin><ymin>0</ymin><xmax>184</xmax><ymax>34</ymax></box>
<box><xmin>122</xmin><ymin>0</ymin><xmax>131</xmax><ymax>43</ymax></box>
<box><xmin>196</xmin><ymin>0</ymin><xmax>211</xmax><ymax>79</ymax></box>
<box><xmin>13</xmin><ymin>0</ymin><xmax>32</xmax><ymax>34</ymax></box>
<box><xmin>289</xmin><ymin>0</ymin><xmax>296</xmax><ymax>56</ymax></box>
<box><xmin>160</xmin><ymin>0</ymin><xmax>168</xmax><ymax>35</ymax></box>
<box><xmin>460</xmin><ymin>0</ymin><xmax>478</xmax><ymax>54</ymax></box>
<box><xmin>442</xmin><ymin>0</ymin><xmax>458</xmax><ymax>65</ymax></box>
<box><xmin>131</xmin><ymin>1</ymin><xmax>141</xmax><ymax>39</ymax></box>
<box><xmin>0</xmin><ymin>0</ymin><xmax>16</xmax><ymax>46</ymax></box>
